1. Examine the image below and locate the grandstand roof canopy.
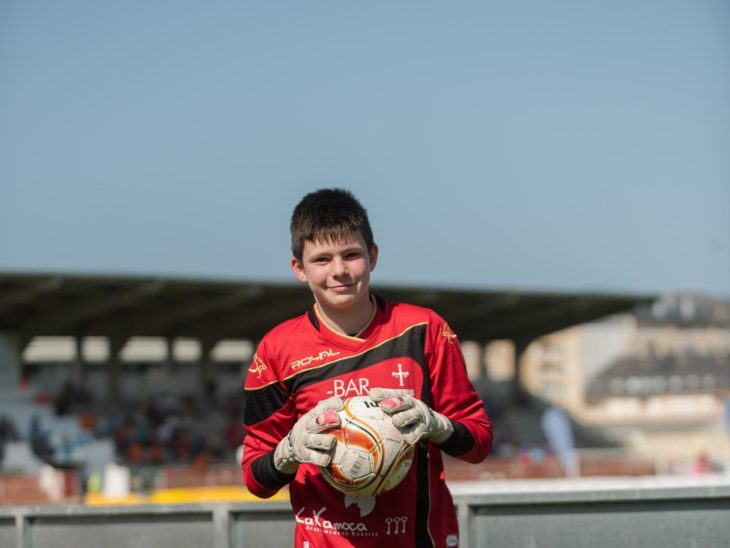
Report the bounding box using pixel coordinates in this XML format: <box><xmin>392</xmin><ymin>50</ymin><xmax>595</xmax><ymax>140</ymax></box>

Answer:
<box><xmin>0</xmin><ymin>272</ymin><xmax>654</xmax><ymax>346</ymax></box>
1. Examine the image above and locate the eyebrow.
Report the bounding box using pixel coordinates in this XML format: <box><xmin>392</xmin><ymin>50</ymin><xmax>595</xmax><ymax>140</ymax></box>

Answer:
<box><xmin>308</xmin><ymin>244</ymin><xmax>364</xmax><ymax>259</ymax></box>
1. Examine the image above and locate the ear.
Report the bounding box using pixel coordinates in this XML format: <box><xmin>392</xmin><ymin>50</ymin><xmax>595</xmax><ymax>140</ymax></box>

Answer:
<box><xmin>291</xmin><ymin>256</ymin><xmax>308</xmax><ymax>283</ymax></box>
<box><xmin>368</xmin><ymin>244</ymin><xmax>379</xmax><ymax>271</ymax></box>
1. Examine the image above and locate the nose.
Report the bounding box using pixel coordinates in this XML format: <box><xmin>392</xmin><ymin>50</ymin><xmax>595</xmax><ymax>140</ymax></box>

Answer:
<box><xmin>332</xmin><ymin>255</ymin><xmax>348</xmax><ymax>276</ymax></box>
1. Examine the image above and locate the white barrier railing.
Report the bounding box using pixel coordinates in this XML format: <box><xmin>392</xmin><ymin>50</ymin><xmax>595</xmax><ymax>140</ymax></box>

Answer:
<box><xmin>2</xmin><ymin>477</ymin><xmax>729</xmax><ymax>548</ymax></box>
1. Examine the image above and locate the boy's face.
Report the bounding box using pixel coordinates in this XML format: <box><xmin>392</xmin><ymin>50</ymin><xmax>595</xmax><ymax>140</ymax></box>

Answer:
<box><xmin>291</xmin><ymin>230</ymin><xmax>378</xmax><ymax>315</ymax></box>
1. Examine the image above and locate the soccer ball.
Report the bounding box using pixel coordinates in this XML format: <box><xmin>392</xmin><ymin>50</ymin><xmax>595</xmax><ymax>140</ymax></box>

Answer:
<box><xmin>319</xmin><ymin>395</ymin><xmax>415</xmax><ymax>497</ymax></box>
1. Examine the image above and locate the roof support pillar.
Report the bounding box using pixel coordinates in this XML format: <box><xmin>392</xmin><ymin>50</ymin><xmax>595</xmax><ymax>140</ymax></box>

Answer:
<box><xmin>165</xmin><ymin>337</ymin><xmax>175</xmax><ymax>370</ymax></box>
<box><xmin>0</xmin><ymin>331</ymin><xmax>21</xmax><ymax>388</ymax></box>
<box><xmin>199</xmin><ymin>338</ymin><xmax>218</xmax><ymax>403</ymax></box>
<box><xmin>512</xmin><ymin>337</ymin><xmax>535</xmax><ymax>404</ymax></box>
<box><xmin>71</xmin><ymin>336</ymin><xmax>86</xmax><ymax>386</ymax></box>
<box><xmin>461</xmin><ymin>340</ymin><xmax>485</xmax><ymax>381</ymax></box>
<box><xmin>107</xmin><ymin>336</ymin><xmax>127</xmax><ymax>403</ymax></box>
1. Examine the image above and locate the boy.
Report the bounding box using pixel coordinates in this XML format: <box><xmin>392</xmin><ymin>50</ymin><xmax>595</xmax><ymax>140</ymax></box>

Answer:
<box><xmin>242</xmin><ymin>189</ymin><xmax>492</xmax><ymax>547</ymax></box>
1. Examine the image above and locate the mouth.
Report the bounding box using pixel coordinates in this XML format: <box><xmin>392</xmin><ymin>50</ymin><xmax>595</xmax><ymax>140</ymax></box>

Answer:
<box><xmin>327</xmin><ymin>282</ymin><xmax>356</xmax><ymax>292</ymax></box>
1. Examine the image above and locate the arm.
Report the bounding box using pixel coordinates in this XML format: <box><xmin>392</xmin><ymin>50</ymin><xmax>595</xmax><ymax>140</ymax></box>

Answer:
<box><xmin>241</xmin><ymin>344</ymin><xmax>344</xmax><ymax>498</ymax></box>
<box><xmin>370</xmin><ymin>314</ymin><xmax>492</xmax><ymax>463</ymax></box>
<box><xmin>424</xmin><ymin>314</ymin><xmax>492</xmax><ymax>462</ymax></box>
<box><xmin>240</xmin><ymin>346</ymin><xmax>295</xmax><ymax>498</ymax></box>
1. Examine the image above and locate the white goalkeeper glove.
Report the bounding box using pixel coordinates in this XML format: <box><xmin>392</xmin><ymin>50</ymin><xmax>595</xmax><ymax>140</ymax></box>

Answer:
<box><xmin>369</xmin><ymin>388</ymin><xmax>454</xmax><ymax>445</ymax></box>
<box><xmin>273</xmin><ymin>396</ymin><xmax>344</xmax><ymax>474</ymax></box>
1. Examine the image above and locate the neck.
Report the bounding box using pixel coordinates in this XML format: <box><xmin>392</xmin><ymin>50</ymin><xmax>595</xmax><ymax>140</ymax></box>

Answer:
<box><xmin>316</xmin><ymin>295</ymin><xmax>374</xmax><ymax>337</ymax></box>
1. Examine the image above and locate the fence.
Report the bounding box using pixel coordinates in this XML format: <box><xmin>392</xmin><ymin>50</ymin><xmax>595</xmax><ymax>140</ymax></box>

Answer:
<box><xmin>2</xmin><ymin>478</ymin><xmax>729</xmax><ymax>547</ymax></box>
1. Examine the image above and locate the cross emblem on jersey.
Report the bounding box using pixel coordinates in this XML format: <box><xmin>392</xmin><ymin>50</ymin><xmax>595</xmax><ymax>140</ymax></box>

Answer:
<box><xmin>392</xmin><ymin>363</ymin><xmax>410</xmax><ymax>387</ymax></box>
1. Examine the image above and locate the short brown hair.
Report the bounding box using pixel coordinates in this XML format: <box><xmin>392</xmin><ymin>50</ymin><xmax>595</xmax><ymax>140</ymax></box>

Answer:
<box><xmin>290</xmin><ymin>188</ymin><xmax>375</xmax><ymax>261</ymax></box>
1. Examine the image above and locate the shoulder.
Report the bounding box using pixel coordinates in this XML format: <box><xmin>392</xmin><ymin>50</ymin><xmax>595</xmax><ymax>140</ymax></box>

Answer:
<box><xmin>387</xmin><ymin>300</ymin><xmax>442</xmax><ymax>322</ymax></box>
<box><xmin>246</xmin><ymin>312</ymin><xmax>314</xmax><ymax>388</ymax></box>
<box><xmin>255</xmin><ymin>312</ymin><xmax>314</xmax><ymax>365</ymax></box>
<box><xmin>383</xmin><ymin>300</ymin><xmax>458</xmax><ymax>345</ymax></box>
<box><xmin>261</xmin><ymin>312</ymin><xmax>310</xmax><ymax>342</ymax></box>
<box><xmin>382</xmin><ymin>300</ymin><xmax>445</xmax><ymax>331</ymax></box>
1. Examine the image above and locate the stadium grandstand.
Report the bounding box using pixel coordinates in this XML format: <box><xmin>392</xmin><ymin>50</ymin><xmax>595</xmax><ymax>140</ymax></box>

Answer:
<box><xmin>3</xmin><ymin>273</ymin><xmax>730</xmax><ymax>548</ymax></box>
<box><xmin>0</xmin><ymin>272</ymin><xmax>658</xmax><ymax>505</ymax></box>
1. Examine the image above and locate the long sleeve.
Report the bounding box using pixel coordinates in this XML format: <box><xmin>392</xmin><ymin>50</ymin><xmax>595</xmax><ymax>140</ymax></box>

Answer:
<box><xmin>424</xmin><ymin>312</ymin><xmax>493</xmax><ymax>463</ymax></box>
<box><xmin>240</xmin><ymin>343</ymin><xmax>296</xmax><ymax>498</ymax></box>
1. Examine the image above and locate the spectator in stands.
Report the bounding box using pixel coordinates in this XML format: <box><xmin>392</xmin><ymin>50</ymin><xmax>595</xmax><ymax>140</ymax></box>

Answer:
<box><xmin>54</xmin><ymin>380</ymin><xmax>73</xmax><ymax>415</ymax></box>
<box><xmin>29</xmin><ymin>414</ymin><xmax>55</xmax><ymax>461</ymax></box>
<box><xmin>691</xmin><ymin>450</ymin><xmax>722</xmax><ymax>475</ymax></box>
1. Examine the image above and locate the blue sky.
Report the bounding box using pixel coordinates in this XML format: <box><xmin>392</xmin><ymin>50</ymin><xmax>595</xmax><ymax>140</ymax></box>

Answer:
<box><xmin>1</xmin><ymin>1</ymin><xmax>729</xmax><ymax>296</ymax></box>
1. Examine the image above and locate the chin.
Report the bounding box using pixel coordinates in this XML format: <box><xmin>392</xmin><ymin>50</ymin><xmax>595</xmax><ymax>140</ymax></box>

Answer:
<box><xmin>322</xmin><ymin>291</ymin><xmax>364</xmax><ymax>309</ymax></box>
<box><xmin>324</xmin><ymin>295</ymin><xmax>358</xmax><ymax>309</ymax></box>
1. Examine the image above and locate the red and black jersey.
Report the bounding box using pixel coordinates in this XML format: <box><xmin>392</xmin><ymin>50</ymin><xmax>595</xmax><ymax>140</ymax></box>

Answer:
<box><xmin>242</xmin><ymin>296</ymin><xmax>492</xmax><ymax>548</ymax></box>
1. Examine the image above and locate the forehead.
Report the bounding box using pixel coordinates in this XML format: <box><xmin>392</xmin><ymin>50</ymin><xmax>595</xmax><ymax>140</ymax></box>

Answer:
<box><xmin>301</xmin><ymin>230</ymin><xmax>368</xmax><ymax>256</ymax></box>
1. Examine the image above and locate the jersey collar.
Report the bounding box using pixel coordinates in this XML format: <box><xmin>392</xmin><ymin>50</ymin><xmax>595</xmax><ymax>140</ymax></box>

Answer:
<box><xmin>307</xmin><ymin>294</ymin><xmax>386</xmax><ymax>348</ymax></box>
